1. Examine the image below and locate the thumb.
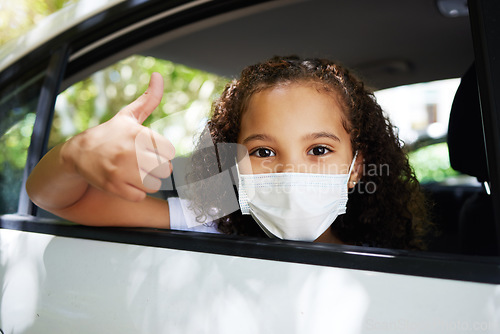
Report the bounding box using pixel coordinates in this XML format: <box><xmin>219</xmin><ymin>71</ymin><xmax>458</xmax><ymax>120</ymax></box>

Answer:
<box><xmin>119</xmin><ymin>72</ymin><xmax>164</xmax><ymax>124</ymax></box>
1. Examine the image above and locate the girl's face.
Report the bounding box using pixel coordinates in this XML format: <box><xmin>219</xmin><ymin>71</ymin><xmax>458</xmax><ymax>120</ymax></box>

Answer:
<box><xmin>238</xmin><ymin>83</ymin><xmax>359</xmax><ymax>179</ymax></box>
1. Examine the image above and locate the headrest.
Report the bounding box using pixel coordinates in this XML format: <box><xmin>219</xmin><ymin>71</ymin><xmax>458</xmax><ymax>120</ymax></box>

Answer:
<box><xmin>447</xmin><ymin>64</ymin><xmax>489</xmax><ymax>182</ymax></box>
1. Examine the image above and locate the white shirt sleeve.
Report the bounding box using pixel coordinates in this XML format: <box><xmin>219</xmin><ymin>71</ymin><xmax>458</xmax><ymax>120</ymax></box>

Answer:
<box><xmin>167</xmin><ymin>197</ymin><xmax>220</xmax><ymax>234</ymax></box>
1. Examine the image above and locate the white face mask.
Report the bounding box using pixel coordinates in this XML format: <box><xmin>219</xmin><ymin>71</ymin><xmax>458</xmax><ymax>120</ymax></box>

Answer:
<box><xmin>237</xmin><ymin>152</ymin><xmax>358</xmax><ymax>241</ymax></box>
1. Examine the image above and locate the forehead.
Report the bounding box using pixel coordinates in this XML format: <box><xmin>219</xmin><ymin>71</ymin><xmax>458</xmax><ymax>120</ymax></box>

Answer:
<box><xmin>244</xmin><ymin>82</ymin><xmax>346</xmax><ymax>121</ymax></box>
<box><xmin>239</xmin><ymin>83</ymin><xmax>351</xmax><ymax>141</ymax></box>
<box><xmin>247</xmin><ymin>80</ymin><xmax>343</xmax><ymax>109</ymax></box>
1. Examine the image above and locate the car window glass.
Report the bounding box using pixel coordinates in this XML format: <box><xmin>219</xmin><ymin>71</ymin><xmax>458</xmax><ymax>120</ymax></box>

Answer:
<box><xmin>373</xmin><ymin>79</ymin><xmax>478</xmax><ymax>186</ymax></box>
<box><xmin>0</xmin><ymin>72</ymin><xmax>45</xmax><ymax>214</ymax></box>
<box><xmin>374</xmin><ymin>79</ymin><xmax>491</xmax><ymax>254</ymax></box>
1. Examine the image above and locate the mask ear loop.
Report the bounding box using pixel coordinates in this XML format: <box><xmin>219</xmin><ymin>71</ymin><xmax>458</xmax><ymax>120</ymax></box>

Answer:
<box><xmin>347</xmin><ymin>151</ymin><xmax>359</xmax><ymax>176</ymax></box>
<box><xmin>234</xmin><ymin>156</ymin><xmax>242</xmax><ymax>191</ymax></box>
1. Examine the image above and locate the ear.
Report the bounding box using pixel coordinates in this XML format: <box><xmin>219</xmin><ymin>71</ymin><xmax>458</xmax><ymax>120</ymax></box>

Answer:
<box><xmin>348</xmin><ymin>151</ymin><xmax>363</xmax><ymax>189</ymax></box>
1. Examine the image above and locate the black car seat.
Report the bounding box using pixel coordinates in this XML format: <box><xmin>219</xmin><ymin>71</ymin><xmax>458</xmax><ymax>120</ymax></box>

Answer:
<box><xmin>447</xmin><ymin>64</ymin><xmax>498</xmax><ymax>256</ymax></box>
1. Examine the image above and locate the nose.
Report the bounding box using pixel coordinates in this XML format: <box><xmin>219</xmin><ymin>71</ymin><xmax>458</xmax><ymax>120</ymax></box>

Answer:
<box><xmin>275</xmin><ymin>163</ymin><xmax>294</xmax><ymax>173</ymax></box>
<box><xmin>275</xmin><ymin>155</ymin><xmax>306</xmax><ymax>173</ymax></box>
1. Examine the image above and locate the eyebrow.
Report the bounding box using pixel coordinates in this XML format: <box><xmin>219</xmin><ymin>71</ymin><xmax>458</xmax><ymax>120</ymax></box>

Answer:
<box><xmin>304</xmin><ymin>131</ymin><xmax>341</xmax><ymax>143</ymax></box>
<box><xmin>242</xmin><ymin>132</ymin><xmax>341</xmax><ymax>144</ymax></box>
<box><xmin>241</xmin><ymin>133</ymin><xmax>276</xmax><ymax>145</ymax></box>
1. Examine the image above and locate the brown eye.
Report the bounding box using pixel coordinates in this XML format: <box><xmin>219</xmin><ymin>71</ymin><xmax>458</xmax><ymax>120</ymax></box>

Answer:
<box><xmin>308</xmin><ymin>146</ymin><xmax>331</xmax><ymax>156</ymax></box>
<box><xmin>251</xmin><ymin>148</ymin><xmax>276</xmax><ymax>158</ymax></box>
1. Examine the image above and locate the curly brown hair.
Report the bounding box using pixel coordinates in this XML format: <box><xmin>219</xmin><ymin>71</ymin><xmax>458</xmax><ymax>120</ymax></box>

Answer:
<box><xmin>185</xmin><ymin>55</ymin><xmax>431</xmax><ymax>250</ymax></box>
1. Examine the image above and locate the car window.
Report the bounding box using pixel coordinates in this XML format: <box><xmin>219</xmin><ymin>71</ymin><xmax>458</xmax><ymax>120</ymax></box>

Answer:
<box><xmin>42</xmin><ymin>55</ymin><xmax>231</xmax><ymax>223</ymax></box>
<box><xmin>373</xmin><ymin>79</ymin><xmax>477</xmax><ymax>185</ymax></box>
<box><xmin>9</xmin><ymin>0</ymin><xmax>489</xmax><ymax>257</ymax></box>
<box><xmin>50</xmin><ymin>55</ymin><xmax>228</xmax><ymax>153</ymax></box>
<box><xmin>374</xmin><ymin>78</ymin><xmax>492</xmax><ymax>254</ymax></box>
<box><xmin>408</xmin><ymin>142</ymin><xmax>461</xmax><ymax>184</ymax></box>
<box><xmin>0</xmin><ymin>72</ymin><xmax>45</xmax><ymax>214</ymax></box>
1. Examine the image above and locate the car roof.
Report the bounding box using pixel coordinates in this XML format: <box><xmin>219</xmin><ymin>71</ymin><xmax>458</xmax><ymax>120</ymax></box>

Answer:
<box><xmin>143</xmin><ymin>0</ymin><xmax>474</xmax><ymax>89</ymax></box>
<box><xmin>0</xmin><ymin>0</ymin><xmax>126</xmax><ymax>73</ymax></box>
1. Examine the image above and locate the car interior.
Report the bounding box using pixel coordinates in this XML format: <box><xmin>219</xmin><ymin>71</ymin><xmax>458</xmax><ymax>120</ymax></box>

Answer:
<box><xmin>169</xmin><ymin>0</ymin><xmax>489</xmax><ymax>255</ymax></box>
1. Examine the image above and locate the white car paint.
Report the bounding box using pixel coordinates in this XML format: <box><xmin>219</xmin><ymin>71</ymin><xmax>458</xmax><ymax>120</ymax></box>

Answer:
<box><xmin>1</xmin><ymin>228</ymin><xmax>499</xmax><ymax>333</ymax></box>
<box><xmin>0</xmin><ymin>0</ymin><xmax>126</xmax><ymax>73</ymax></box>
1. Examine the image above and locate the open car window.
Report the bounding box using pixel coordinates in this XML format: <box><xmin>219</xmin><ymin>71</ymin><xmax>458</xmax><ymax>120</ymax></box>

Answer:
<box><xmin>43</xmin><ymin>55</ymin><xmax>235</xmax><ymax>226</ymax></box>
<box><xmin>375</xmin><ymin>79</ymin><xmax>467</xmax><ymax>185</ymax></box>
<box><xmin>49</xmin><ymin>55</ymin><xmax>227</xmax><ymax>153</ymax></box>
<box><xmin>34</xmin><ymin>0</ymin><xmax>486</xmax><ymax>254</ymax></box>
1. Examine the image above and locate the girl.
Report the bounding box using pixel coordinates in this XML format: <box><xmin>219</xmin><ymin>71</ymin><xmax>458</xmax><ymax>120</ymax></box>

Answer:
<box><xmin>26</xmin><ymin>56</ymin><xmax>431</xmax><ymax>250</ymax></box>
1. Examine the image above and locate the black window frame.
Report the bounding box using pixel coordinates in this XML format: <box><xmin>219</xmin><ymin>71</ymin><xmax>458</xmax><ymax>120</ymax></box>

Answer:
<box><xmin>1</xmin><ymin>0</ymin><xmax>500</xmax><ymax>285</ymax></box>
<box><xmin>469</xmin><ymin>0</ymin><xmax>500</xmax><ymax>254</ymax></box>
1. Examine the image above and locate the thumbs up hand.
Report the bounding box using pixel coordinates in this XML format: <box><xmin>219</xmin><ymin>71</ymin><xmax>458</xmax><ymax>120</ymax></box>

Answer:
<box><xmin>61</xmin><ymin>73</ymin><xmax>175</xmax><ymax>202</ymax></box>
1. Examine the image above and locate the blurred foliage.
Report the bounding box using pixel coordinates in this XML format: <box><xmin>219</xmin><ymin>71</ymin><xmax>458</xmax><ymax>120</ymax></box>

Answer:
<box><xmin>0</xmin><ymin>54</ymin><xmax>228</xmax><ymax>214</ymax></box>
<box><xmin>0</xmin><ymin>0</ymin><xmax>76</xmax><ymax>46</ymax></box>
<box><xmin>0</xmin><ymin>112</ymin><xmax>36</xmax><ymax>214</ymax></box>
<box><xmin>408</xmin><ymin>142</ymin><xmax>460</xmax><ymax>184</ymax></box>
<box><xmin>2</xmin><ymin>113</ymin><xmax>36</xmax><ymax>169</ymax></box>
<box><xmin>51</xmin><ymin>55</ymin><xmax>228</xmax><ymax>155</ymax></box>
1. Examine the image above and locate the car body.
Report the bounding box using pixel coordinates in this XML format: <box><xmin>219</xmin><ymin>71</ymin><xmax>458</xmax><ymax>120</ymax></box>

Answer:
<box><xmin>1</xmin><ymin>0</ymin><xmax>500</xmax><ymax>333</ymax></box>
